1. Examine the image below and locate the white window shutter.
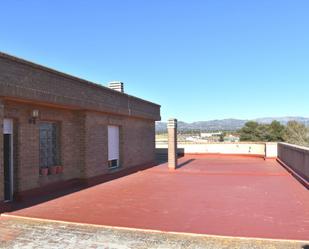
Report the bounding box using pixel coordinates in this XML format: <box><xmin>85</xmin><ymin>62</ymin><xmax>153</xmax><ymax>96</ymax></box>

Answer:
<box><xmin>108</xmin><ymin>126</ymin><xmax>119</xmax><ymax>161</ymax></box>
<box><xmin>3</xmin><ymin>119</ymin><xmax>13</xmax><ymax>134</ymax></box>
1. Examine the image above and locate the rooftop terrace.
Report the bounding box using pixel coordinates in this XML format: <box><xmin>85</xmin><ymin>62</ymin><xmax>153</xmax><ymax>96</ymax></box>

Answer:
<box><xmin>2</xmin><ymin>155</ymin><xmax>309</xmax><ymax>241</ymax></box>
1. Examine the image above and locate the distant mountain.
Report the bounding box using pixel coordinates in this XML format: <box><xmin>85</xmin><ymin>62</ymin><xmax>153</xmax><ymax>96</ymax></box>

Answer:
<box><xmin>254</xmin><ymin>117</ymin><xmax>309</xmax><ymax>125</ymax></box>
<box><xmin>156</xmin><ymin>117</ymin><xmax>309</xmax><ymax>133</ymax></box>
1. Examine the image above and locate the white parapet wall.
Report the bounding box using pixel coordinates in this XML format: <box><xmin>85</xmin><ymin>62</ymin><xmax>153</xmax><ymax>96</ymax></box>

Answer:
<box><xmin>156</xmin><ymin>142</ymin><xmax>278</xmax><ymax>158</ymax></box>
<box><xmin>265</xmin><ymin>143</ymin><xmax>278</xmax><ymax>158</ymax></box>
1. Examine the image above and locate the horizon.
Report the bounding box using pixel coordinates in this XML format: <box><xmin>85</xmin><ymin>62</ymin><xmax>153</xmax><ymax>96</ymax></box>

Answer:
<box><xmin>1</xmin><ymin>1</ymin><xmax>309</xmax><ymax>122</ymax></box>
<box><xmin>157</xmin><ymin>116</ymin><xmax>309</xmax><ymax>123</ymax></box>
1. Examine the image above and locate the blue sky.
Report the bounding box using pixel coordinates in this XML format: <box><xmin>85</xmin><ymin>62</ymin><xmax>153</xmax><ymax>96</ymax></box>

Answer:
<box><xmin>1</xmin><ymin>1</ymin><xmax>308</xmax><ymax>122</ymax></box>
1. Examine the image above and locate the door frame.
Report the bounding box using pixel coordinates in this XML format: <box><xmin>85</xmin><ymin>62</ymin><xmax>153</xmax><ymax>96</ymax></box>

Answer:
<box><xmin>3</xmin><ymin>118</ymin><xmax>13</xmax><ymax>202</ymax></box>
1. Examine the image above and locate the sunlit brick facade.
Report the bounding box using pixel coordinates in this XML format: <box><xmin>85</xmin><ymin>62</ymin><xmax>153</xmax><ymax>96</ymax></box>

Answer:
<box><xmin>0</xmin><ymin>52</ymin><xmax>160</xmax><ymax>203</ymax></box>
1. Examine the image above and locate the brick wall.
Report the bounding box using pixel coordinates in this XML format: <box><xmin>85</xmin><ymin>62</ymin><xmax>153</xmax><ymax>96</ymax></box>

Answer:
<box><xmin>0</xmin><ymin>52</ymin><xmax>160</xmax><ymax>201</ymax></box>
<box><xmin>0</xmin><ymin>53</ymin><xmax>161</xmax><ymax>121</ymax></box>
<box><xmin>122</xmin><ymin>117</ymin><xmax>155</xmax><ymax>168</ymax></box>
<box><xmin>83</xmin><ymin>112</ymin><xmax>155</xmax><ymax>178</ymax></box>
<box><xmin>4</xmin><ymin>101</ymin><xmax>84</xmax><ymax>192</ymax></box>
<box><xmin>1</xmin><ymin>100</ymin><xmax>156</xmax><ymax>199</ymax></box>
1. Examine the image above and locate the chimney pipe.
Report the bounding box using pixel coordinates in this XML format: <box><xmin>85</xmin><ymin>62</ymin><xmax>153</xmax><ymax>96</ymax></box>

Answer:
<box><xmin>108</xmin><ymin>81</ymin><xmax>124</xmax><ymax>93</ymax></box>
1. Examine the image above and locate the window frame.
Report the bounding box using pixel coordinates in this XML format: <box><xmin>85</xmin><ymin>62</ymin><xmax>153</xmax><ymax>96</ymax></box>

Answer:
<box><xmin>107</xmin><ymin>125</ymin><xmax>120</xmax><ymax>169</ymax></box>
<box><xmin>39</xmin><ymin>121</ymin><xmax>61</xmax><ymax>168</ymax></box>
<box><xmin>108</xmin><ymin>159</ymin><xmax>119</xmax><ymax>169</ymax></box>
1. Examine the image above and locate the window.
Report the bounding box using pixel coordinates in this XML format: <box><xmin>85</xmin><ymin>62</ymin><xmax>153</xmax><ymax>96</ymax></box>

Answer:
<box><xmin>108</xmin><ymin>159</ymin><xmax>119</xmax><ymax>168</ymax></box>
<box><xmin>39</xmin><ymin>122</ymin><xmax>60</xmax><ymax>168</ymax></box>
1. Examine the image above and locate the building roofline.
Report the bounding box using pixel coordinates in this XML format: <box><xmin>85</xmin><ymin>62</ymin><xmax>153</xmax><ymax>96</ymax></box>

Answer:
<box><xmin>0</xmin><ymin>51</ymin><xmax>160</xmax><ymax>108</ymax></box>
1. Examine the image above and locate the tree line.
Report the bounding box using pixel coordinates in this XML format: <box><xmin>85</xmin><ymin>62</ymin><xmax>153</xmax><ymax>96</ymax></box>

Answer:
<box><xmin>239</xmin><ymin>120</ymin><xmax>309</xmax><ymax>147</ymax></box>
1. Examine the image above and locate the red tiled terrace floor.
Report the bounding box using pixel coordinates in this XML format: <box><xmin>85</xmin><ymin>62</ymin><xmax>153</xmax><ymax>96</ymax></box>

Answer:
<box><xmin>4</xmin><ymin>155</ymin><xmax>309</xmax><ymax>240</ymax></box>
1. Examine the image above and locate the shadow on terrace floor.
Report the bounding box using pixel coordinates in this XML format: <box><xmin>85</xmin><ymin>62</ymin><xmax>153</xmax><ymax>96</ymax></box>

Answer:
<box><xmin>0</xmin><ymin>163</ymin><xmax>158</xmax><ymax>214</ymax></box>
<box><xmin>155</xmin><ymin>148</ymin><xmax>185</xmax><ymax>164</ymax></box>
<box><xmin>176</xmin><ymin>159</ymin><xmax>196</xmax><ymax>169</ymax></box>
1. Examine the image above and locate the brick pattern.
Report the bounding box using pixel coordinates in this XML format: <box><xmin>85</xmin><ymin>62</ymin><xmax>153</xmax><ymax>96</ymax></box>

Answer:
<box><xmin>0</xmin><ymin>53</ymin><xmax>160</xmax><ymax>120</ymax></box>
<box><xmin>168</xmin><ymin>119</ymin><xmax>177</xmax><ymax>170</ymax></box>
<box><xmin>83</xmin><ymin>112</ymin><xmax>155</xmax><ymax>178</ymax></box>
<box><xmin>0</xmin><ymin>52</ymin><xmax>160</xmax><ymax>201</ymax></box>
<box><xmin>0</xmin><ymin>100</ymin><xmax>156</xmax><ymax>199</ymax></box>
<box><xmin>3</xmin><ymin>101</ymin><xmax>83</xmax><ymax>192</ymax></box>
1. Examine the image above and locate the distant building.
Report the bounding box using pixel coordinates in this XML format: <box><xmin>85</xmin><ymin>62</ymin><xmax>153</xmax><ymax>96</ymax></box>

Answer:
<box><xmin>185</xmin><ymin>136</ymin><xmax>196</xmax><ymax>142</ymax></box>
<box><xmin>224</xmin><ymin>135</ymin><xmax>240</xmax><ymax>142</ymax></box>
<box><xmin>0</xmin><ymin>52</ymin><xmax>161</xmax><ymax>204</ymax></box>
<box><xmin>200</xmin><ymin>132</ymin><xmax>222</xmax><ymax>138</ymax></box>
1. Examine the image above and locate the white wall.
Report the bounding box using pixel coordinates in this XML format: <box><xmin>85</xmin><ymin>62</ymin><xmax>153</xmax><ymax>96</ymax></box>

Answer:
<box><xmin>265</xmin><ymin>143</ymin><xmax>278</xmax><ymax>158</ymax></box>
<box><xmin>156</xmin><ymin>142</ymin><xmax>278</xmax><ymax>158</ymax></box>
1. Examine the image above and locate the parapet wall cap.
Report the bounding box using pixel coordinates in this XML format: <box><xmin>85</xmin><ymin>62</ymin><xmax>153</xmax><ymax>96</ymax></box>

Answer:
<box><xmin>168</xmin><ymin>118</ymin><xmax>177</xmax><ymax>122</ymax></box>
<box><xmin>167</xmin><ymin>118</ymin><xmax>177</xmax><ymax>128</ymax></box>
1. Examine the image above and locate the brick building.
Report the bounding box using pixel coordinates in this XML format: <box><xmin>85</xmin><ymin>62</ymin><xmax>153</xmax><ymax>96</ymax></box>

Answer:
<box><xmin>0</xmin><ymin>52</ymin><xmax>160</xmax><ymax>204</ymax></box>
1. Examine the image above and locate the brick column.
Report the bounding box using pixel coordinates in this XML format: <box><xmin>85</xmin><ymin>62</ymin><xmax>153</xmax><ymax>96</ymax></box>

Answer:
<box><xmin>168</xmin><ymin>118</ymin><xmax>177</xmax><ymax>170</ymax></box>
<box><xmin>0</xmin><ymin>99</ymin><xmax>4</xmax><ymax>201</ymax></box>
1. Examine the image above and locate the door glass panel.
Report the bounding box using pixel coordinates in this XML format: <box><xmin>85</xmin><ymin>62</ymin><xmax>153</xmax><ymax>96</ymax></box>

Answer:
<box><xmin>39</xmin><ymin>122</ymin><xmax>60</xmax><ymax>168</ymax></box>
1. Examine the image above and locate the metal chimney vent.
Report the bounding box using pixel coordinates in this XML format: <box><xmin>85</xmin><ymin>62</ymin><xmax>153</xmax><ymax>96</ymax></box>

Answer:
<box><xmin>108</xmin><ymin>81</ymin><xmax>124</xmax><ymax>93</ymax></box>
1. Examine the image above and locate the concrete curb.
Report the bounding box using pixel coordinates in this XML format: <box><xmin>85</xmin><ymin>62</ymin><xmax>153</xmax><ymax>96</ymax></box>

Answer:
<box><xmin>2</xmin><ymin>213</ymin><xmax>309</xmax><ymax>244</ymax></box>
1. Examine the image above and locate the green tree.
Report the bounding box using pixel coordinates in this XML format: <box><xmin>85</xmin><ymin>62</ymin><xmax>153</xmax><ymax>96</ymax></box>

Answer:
<box><xmin>219</xmin><ymin>132</ymin><xmax>226</xmax><ymax>142</ymax></box>
<box><xmin>267</xmin><ymin>121</ymin><xmax>285</xmax><ymax>141</ymax></box>
<box><xmin>257</xmin><ymin>124</ymin><xmax>270</xmax><ymax>141</ymax></box>
<box><xmin>239</xmin><ymin>121</ymin><xmax>261</xmax><ymax>141</ymax></box>
<box><xmin>239</xmin><ymin>120</ymin><xmax>285</xmax><ymax>142</ymax></box>
<box><xmin>283</xmin><ymin>121</ymin><xmax>309</xmax><ymax>147</ymax></box>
